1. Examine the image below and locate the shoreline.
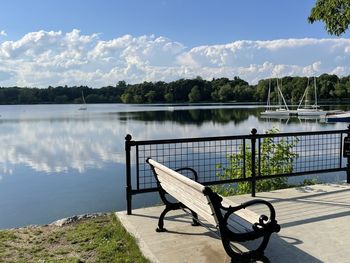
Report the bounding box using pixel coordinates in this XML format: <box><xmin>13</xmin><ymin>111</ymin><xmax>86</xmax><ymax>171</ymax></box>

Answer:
<box><xmin>3</xmin><ymin>212</ymin><xmax>108</xmax><ymax>231</ymax></box>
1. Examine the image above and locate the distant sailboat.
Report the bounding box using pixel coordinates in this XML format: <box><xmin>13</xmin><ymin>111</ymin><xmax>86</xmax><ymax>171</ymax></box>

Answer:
<box><xmin>261</xmin><ymin>79</ymin><xmax>290</xmax><ymax>116</ymax></box>
<box><xmin>78</xmin><ymin>91</ymin><xmax>87</xmax><ymax>110</ymax></box>
<box><xmin>297</xmin><ymin>77</ymin><xmax>325</xmax><ymax>116</ymax></box>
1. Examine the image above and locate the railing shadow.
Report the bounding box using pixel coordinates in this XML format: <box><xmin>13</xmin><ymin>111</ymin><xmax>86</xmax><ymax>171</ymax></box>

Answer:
<box><xmin>255</xmin><ymin>185</ymin><xmax>350</xmax><ymax>228</ymax></box>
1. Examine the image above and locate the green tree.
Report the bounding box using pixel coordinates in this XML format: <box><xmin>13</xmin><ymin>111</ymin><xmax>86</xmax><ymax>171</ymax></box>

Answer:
<box><xmin>145</xmin><ymin>90</ymin><xmax>157</xmax><ymax>103</ymax></box>
<box><xmin>117</xmin><ymin>80</ymin><xmax>127</xmax><ymax>89</ymax></box>
<box><xmin>164</xmin><ymin>92</ymin><xmax>174</xmax><ymax>102</ymax></box>
<box><xmin>54</xmin><ymin>95</ymin><xmax>68</xmax><ymax>103</ymax></box>
<box><xmin>18</xmin><ymin>88</ymin><xmax>38</xmax><ymax>104</ymax></box>
<box><xmin>188</xmin><ymin>86</ymin><xmax>201</xmax><ymax>102</ymax></box>
<box><xmin>121</xmin><ymin>93</ymin><xmax>133</xmax><ymax>103</ymax></box>
<box><xmin>233</xmin><ymin>85</ymin><xmax>254</xmax><ymax>101</ymax></box>
<box><xmin>334</xmin><ymin>82</ymin><xmax>348</xmax><ymax>98</ymax></box>
<box><xmin>309</xmin><ymin>0</ymin><xmax>350</xmax><ymax>36</ymax></box>
<box><xmin>216</xmin><ymin>128</ymin><xmax>299</xmax><ymax>195</ymax></box>
<box><xmin>218</xmin><ymin>84</ymin><xmax>233</xmax><ymax>101</ymax></box>
<box><xmin>85</xmin><ymin>94</ymin><xmax>105</xmax><ymax>103</ymax></box>
<box><xmin>318</xmin><ymin>74</ymin><xmax>338</xmax><ymax>99</ymax></box>
<box><xmin>133</xmin><ymin>95</ymin><xmax>143</xmax><ymax>103</ymax></box>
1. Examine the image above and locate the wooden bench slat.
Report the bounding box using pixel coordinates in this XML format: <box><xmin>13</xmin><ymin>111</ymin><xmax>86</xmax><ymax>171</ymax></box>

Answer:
<box><xmin>226</xmin><ymin>212</ymin><xmax>253</xmax><ymax>233</ymax></box>
<box><xmin>156</xmin><ymin>168</ymin><xmax>206</xmax><ymax>197</ymax></box>
<box><xmin>159</xmin><ymin>181</ymin><xmax>217</xmax><ymax>225</ymax></box>
<box><xmin>222</xmin><ymin>198</ymin><xmax>260</xmax><ymax>224</ymax></box>
<box><xmin>155</xmin><ymin>169</ymin><xmax>212</xmax><ymax>213</ymax></box>
<box><xmin>149</xmin><ymin>159</ymin><xmax>205</xmax><ymax>192</ymax></box>
<box><xmin>156</xmin><ymin>169</ymin><xmax>211</xmax><ymax>206</ymax></box>
<box><xmin>159</xmin><ymin>180</ymin><xmax>212</xmax><ymax>213</ymax></box>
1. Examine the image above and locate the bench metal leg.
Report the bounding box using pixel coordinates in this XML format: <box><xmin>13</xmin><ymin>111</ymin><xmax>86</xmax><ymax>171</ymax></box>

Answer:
<box><xmin>230</xmin><ymin>254</ymin><xmax>270</xmax><ymax>263</ymax></box>
<box><xmin>156</xmin><ymin>202</ymin><xmax>184</xmax><ymax>232</ymax></box>
<box><xmin>156</xmin><ymin>206</ymin><xmax>172</xmax><ymax>232</ymax></box>
<box><xmin>156</xmin><ymin>204</ymin><xmax>201</xmax><ymax>232</ymax></box>
<box><xmin>191</xmin><ymin>211</ymin><xmax>201</xmax><ymax>226</ymax></box>
<box><xmin>223</xmin><ymin>233</ymin><xmax>272</xmax><ymax>263</ymax></box>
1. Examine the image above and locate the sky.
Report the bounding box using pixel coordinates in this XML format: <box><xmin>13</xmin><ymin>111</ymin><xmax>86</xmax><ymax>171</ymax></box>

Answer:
<box><xmin>0</xmin><ymin>0</ymin><xmax>350</xmax><ymax>88</ymax></box>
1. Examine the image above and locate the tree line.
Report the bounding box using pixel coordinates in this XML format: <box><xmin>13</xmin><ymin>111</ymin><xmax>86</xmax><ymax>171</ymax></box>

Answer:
<box><xmin>1</xmin><ymin>74</ymin><xmax>350</xmax><ymax>105</ymax></box>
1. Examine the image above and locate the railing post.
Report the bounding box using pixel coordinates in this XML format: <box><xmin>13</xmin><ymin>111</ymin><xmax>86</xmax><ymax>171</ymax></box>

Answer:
<box><xmin>251</xmin><ymin>128</ymin><xmax>257</xmax><ymax>197</ymax></box>
<box><xmin>125</xmin><ymin>134</ymin><xmax>133</xmax><ymax>215</ymax></box>
<box><xmin>347</xmin><ymin>126</ymin><xmax>350</xmax><ymax>184</ymax></box>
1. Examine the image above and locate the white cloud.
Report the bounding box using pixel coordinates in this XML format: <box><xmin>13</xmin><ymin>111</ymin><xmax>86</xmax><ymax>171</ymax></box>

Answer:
<box><xmin>0</xmin><ymin>30</ymin><xmax>350</xmax><ymax>87</ymax></box>
<box><xmin>0</xmin><ymin>30</ymin><xmax>6</xmax><ymax>37</ymax></box>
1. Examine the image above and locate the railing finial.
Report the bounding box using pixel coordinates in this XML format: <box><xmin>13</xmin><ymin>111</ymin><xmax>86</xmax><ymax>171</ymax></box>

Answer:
<box><xmin>125</xmin><ymin>134</ymin><xmax>132</xmax><ymax>141</ymax></box>
<box><xmin>251</xmin><ymin>128</ymin><xmax>257</xmax><ymax>135</ymax></box>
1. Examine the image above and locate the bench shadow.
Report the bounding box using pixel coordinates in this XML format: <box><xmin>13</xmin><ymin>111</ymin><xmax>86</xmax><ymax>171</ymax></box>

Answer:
<box><xmin>131</xmin><ymin>211</ymin><xmax>322</xmax><ymax>263</ymax></box>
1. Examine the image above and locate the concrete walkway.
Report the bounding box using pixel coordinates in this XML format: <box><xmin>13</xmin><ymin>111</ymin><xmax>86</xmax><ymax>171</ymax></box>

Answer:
<box><xmin>116</xmin><ymin>184</ymin><xmax>350</xmax><ymax>263</ymax></box>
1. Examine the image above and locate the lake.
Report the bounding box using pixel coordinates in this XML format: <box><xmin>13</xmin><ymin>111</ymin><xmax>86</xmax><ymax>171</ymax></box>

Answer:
<box><xmin>0</xmin><ymin>103</ymin><xmax>348</xmax><ymax>229</ymax></box>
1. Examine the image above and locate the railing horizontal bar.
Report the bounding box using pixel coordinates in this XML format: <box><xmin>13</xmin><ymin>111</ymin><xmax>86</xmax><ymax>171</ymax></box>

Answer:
<box><xmin>133</xmin><ymin>129</ymin><xmax>348</xmax><ymax>146</ymax></box>
<box><xmin>132</xmin><ymin>167</ymin><xmax>347</xmax><ymax>195</ymax></box>
<box><xmin>256</xmin><ymin>168</ymin><xmax>347</xmax><ymax>180</ymax></box>
<box><xmin>131</xmin><ymin>187</ymin><xmax>158</xmax><ymax>195</ymax></box>
<box><xmin>254</xmin><ymin>129</ymin><xmax>348</xmax><ymax>138</ymax></box>
<box><xmin>200</xmin><ymin>178</ymin><xmax>253</xmax><ymax>186</ymax></box>
<box><xmin>134</xmin><ymin>135</ymin><xmax>250</xmax><ymax>145</ymax></box>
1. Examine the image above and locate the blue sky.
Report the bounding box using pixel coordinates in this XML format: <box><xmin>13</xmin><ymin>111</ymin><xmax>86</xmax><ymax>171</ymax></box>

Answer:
<box><xmin>0</xmin><ymin>0</ymin><xmax>339</xmax><ymax>46</ymax></box>
<box><xmin>0</xmin><ymin>0</ymin><xmax>349</xmax><ymax>87</ymax></box>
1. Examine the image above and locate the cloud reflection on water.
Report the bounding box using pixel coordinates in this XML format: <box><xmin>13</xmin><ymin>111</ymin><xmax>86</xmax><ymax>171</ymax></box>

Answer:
<box><xmin>0</xmin><ymin>105</ymin><xmax>263</xmax><ymax>176</ymax></box>
<box><xmin>0</xmin><ymin>115</ymin><xmax>125</xmax><ymax>175</ymax></box>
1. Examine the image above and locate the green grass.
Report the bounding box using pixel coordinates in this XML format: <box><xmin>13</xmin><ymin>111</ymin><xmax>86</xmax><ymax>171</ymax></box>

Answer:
<box><xmin>0</xmin><ymin>214</ymin><xmax>149</xmax><ymax>263</ymax></box>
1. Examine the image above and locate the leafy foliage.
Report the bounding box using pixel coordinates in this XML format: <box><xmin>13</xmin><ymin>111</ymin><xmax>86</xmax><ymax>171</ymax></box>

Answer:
<box><xmin>215</xmin><ymin>128</ymin><xmax>299</xmax><ymax>195</ymax></box>
<box><xmin>308</xmin><ymin>0</ymin><xmax>350</xmax><ymax>36</ymax></box>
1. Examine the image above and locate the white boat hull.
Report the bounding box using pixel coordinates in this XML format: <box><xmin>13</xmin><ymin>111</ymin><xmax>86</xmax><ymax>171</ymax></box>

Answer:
<box><xmin>297</xmin><ymin>109</ymin><xmax>326</xmax><ymax>116</ymax></box>
<box><xmin>326</xmin><ymin>112</ymin><xmax>350</xmax><ymax>122</ymax></box>
<box><xmin>261</xmin><ymin>110</ymin><xmax>290</xmax><ymax>116</ymax></box>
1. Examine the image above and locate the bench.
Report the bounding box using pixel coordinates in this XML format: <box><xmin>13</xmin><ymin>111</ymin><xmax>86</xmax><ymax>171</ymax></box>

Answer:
<box><xmin>147</xmin><ymin>158</ymin><xmax>280</xmax><ymax>263</ymax></box>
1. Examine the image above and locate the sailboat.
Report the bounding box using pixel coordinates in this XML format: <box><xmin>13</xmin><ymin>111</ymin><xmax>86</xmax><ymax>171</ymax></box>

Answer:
<box><xmin>261</xmin><ymin>79</ymin><xmax>290</xmax><ymax>116</ymax></box>
<box><xmin>297</xmin><ymin>77</ymin><xmax>325</xmax><ymax>116</ymax></box>
<box><xmin>78</xmin><ymin>91</ymin><xmax>87</xmax><ymax>110</ymax></box>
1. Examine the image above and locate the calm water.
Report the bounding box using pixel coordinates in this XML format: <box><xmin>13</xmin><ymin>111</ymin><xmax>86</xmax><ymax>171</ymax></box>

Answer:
<box><xmin>0</xmin><ymin>103</ymin><xmax>348</xmax><ymax>229</ymax></box>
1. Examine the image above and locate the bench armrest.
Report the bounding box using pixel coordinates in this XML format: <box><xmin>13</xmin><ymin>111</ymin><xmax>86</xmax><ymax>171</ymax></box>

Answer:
<box><xmin>221</xmin><ymin>199</ymin><xmax>280</xmax><ymax>242</ymax></box>
<box><xmin>223</xmin><ymin>199</ymin><xmax>277</xmax><ymax>222</ymax></box>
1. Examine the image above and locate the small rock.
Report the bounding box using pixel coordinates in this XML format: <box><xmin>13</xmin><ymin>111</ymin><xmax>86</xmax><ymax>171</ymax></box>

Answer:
<box><xmin>50</xmin><ymin>213</ymin><xmax>107</xmax><ymax>227</ymax></box>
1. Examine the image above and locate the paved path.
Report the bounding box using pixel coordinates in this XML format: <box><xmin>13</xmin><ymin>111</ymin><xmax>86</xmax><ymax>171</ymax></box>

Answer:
<box><xmin>116</xmin><ymin>184</ymin><xmax>350</xmax><ymax>263</ymax></box>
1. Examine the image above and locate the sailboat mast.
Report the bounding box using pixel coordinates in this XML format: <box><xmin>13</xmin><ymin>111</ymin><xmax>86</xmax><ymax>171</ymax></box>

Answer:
<box><xmin>267</xmin><ymin>79</ymin><xmax>271</xmax><ymax>111</ymax></box>
<box><xmin>298</xmin><ymin>78</ymin><xmax>309</xmax><ymax>109</ymax></box>
<box><xmin>314</xmin><ymin>76</ymin><xmax>317</xmax><ymax>109</ymax></box>
<box><xmin>82</xmin><ymin>91</ymin><xmax>86</xmax><ymax>104</ymax></box>
<box><xmin>278</xmin><ymin>78</ymin><xmax>289</xmax><ymax>111</ymax></box>
<box><xmin>277</xmin><ymin>79</ymin><xmax>281</xmax><ymax>107</ymax></box>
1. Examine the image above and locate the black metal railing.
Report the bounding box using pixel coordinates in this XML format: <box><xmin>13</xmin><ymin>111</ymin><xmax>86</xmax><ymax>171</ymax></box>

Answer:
<box><xmin>125</xmin><ymin>127</ymin><xmax>350</xmax><ymax>214</ymax></box>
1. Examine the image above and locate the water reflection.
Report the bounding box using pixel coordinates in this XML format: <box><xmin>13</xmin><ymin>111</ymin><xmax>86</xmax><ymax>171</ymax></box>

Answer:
<box><xmin>0</xmin><ymin>117</ymin><xmax>124</xmax><ymax>176</ymax></box>
<box><xmin>117</xmin><ymin>108</ymin><xmax>262</xmax><ymax>125</ymax></box>
<box><xmin>0</xmin><ymin>105</ymin><xmax>347</xmax><ymax>177</ymax></box>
